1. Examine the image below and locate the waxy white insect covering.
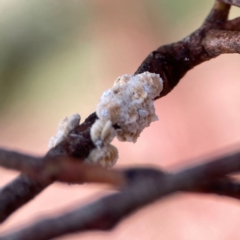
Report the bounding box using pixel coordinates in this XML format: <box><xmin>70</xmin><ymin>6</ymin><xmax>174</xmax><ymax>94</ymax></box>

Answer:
<box><xmin>49</xmin><ymin>72</ymin><xmax>163</xmax><ymax>168</ymax></box>
<box><xmin>49</xmin><ymin>114</ymin><xmax>81</xmax><ymax>148</ymax></box>
<box><xmin>88</xmin><ymin>72</ymin><xmax>163</xmax><ymax>167</ymax></box>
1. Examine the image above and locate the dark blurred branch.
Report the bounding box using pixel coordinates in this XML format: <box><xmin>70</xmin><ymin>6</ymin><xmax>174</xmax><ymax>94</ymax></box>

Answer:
<box><xmin>0</xmin><ymin>137</ymin><xmax>123</xmax><ymax>223</ymax></box>
<box><xmin>194</xmin><ymin>177</ymin><xmax>240</xmax><ymax>198</ymax></box>
<box><xmin>0</xmin><ymin>148</ymin><xmax>125</xmax><ymax>186</ymax></box>
<box><xmin>2</xmin><ymin>150</ymin><xmax>240</xmax><ymax>240</ymax></box>
<box><xmin>0</xmin><ymin>175</ymin><xmax>49</xmax><ymax>224</ymax></box>
<box><xmin>0</xmin><ymin>150</ymin><xmax>50</xmax><ymax>223</ymax></box>
<box><xmin>0</xmin><ymin>113</ymin><xmax>98</xmax><ymax>223</ymax></box>
<box><xmin>1</xmin><ymin>0</ymin><xmax>240</xmax><ymax>228</ymax></box>
<box><xmin>2</xmin><ymin>147</ymin><xmax>240</xmax><ymax>200</ymax></box>
<box><xmin>224</xmin><ymin>17</ymin><xmax>240</xmax><ymax>30</ymax></box>
<box><xmin>2</xmin><ymin>145</ymin><xmax>240</xmax><ymax>229</ymax></box>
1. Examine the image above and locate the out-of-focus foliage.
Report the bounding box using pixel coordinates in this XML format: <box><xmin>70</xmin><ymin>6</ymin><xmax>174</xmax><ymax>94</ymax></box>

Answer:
<box><xmin>145</xmin><ymin>0</ymin><xmax>210</xmax><ymax>39</ymax></box>
<box><xmin>152</xmin><ymin>0</ymin><xmax>207</xmax><ymax>22</ymax></box>
<box><xmin>0</xmin><ymin>0</ymin><xmax>210</xmax><ymax>115</ymax></box>
<box><xmin>0</xmin><ymin>0</ymin><xmax>90</xmax><ymax>112</ymax></box>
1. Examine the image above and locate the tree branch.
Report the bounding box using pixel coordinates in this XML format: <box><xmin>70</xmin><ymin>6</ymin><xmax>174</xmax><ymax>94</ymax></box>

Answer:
<box><xmin>2</xmin><ymin>147</ymin><xmax>240</xmax><ymax>199</ymax></box>
<box><xmin>224</xmin><ymin>16</ymin><xmax>240</xmax><ymax>30</ymax></box>
<box><xmin>202</xmin><ymin>30</ymin><xmax>240</xmax><ymax>56</ymax></box>
<box><xmin>0</xmin><ymin>148</ymin><xmax>125</xmax><ymax>186</ymax></box>
<box><xmin>0</xmin><ymin>175</ymin><xmax>49</xmax><ymax>224</ymax></box>
<box><xmin>2</xmin><ymin>150</ymin><xmax>240</xmax><ymax>240</ymax></box>
<box><xmin>135</xmin><ymin>1</ymin><xmax>230</xmax><ymax>97</ymax></box>
<box><xmin>194</xmin><ymin>177</ymin><xmax>240</xmax><ymax>199</ymax></box>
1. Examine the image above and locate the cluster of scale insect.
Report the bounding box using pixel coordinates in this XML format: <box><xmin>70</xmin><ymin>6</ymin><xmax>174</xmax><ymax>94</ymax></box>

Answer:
<box><xmin>85</xmin><ymin>144</ymin><xmax>118</xmax><ymax>168</ymax></box>
<box><xmin>49</xmin><ymin>113</ymin><xmax>81</xmax><ymax>148</ymax></box>
<box><xmin>49</xmin><ymin>113</ymin><xmax>117</xmax><ymax>168</ymax></box>
<box><xmin>88</xmin><ymin>71</ymin><xmax>163</xmax><ymax>167</ymax></box>
<box><xmin>49</xmin><ymin>72</ymin><xmax>163</xmax><ymax>168</ymax></box>
<box><xmin>94</xmin><ymin>71</ymin><xmax>163</xmax><ymax>143</ymax></box>
<box><xmin>87</xmin><ymin>119</ymin><xmax>118</xmax><ymax>168</ymax></box>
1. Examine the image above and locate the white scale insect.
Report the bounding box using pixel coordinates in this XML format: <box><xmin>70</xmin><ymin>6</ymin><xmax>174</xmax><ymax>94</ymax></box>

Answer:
<box><xmin>49</xmin><ymin>114</ymin><xmax>81</xmax><ymax>148</ymax></box>
<box><xmin>49</xmin><ymin>72</ymin><xmax>163</xmax><ymax>168</ymax></box>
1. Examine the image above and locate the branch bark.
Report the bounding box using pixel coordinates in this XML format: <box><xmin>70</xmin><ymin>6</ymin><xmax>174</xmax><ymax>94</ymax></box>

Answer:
<box><xmin>2</xmin><ymin>150</ymin><xmax>240</xmax><ymax>240</ymax></box>
<box><xmin>202</xmin><ymin>30</ymin><xmax>240</xmax><ymax>56</ymax></box>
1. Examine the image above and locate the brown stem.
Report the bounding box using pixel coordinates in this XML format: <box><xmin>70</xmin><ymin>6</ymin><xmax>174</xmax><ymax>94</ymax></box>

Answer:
<box><xmin>2</xmin><ymin>150</ymin><xmax>240</xmax><ymax>240</ymax></box>
<box><xmin>0</xmin><ymin>149</ymin><xmax>125</xmax><ymax>186</ymax></box>
<box><xmin>202</xmin><ymin>30</ymin><xmax>240</xmax><ymax>56</ymax></box>
<box><xmin>224</xmin><ymin>16</ymin><xmax>240</xmax><ymax>30</ymax></box>
<box><xmin>194</xmin><ymin>177</ymin><xmax>240</xmax><ymax>198</ymax></box>
<box><xmin>0</xmin><ymin>112</ymin><xmax>97</xmax><ymax>223</ymax></box>
<box><xmin>0</xmin><ymin>175</ymin><xmax>49</xmax><ymax>224</ymax></box>
<box><xmin>135</xmin><ymin>1</ymin><xmax>230</xmax><ymax>98</ymax></box>
<box><xmin>1</xmin><ymin>149</ymin><xmax>240</xmax><ymax>199</ymax></box>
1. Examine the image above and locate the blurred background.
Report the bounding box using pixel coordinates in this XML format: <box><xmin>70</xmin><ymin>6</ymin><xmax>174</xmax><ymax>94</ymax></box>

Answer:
<box><xmin>1</xmin><ymin>0</ymin><xmax>240</xmax><ymax>239</ymax></box>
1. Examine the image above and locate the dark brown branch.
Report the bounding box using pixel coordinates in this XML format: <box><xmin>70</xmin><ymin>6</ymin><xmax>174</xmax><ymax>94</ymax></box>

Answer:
<box><xmin>123</xmin><ymin>168</ymin><xmax>240</xmax><ymax>199</ymax></box>
<box><xmin>46</xmin><ymin>112</ymin><xmax>97</xmax><ymax>159</ymax></box>
<box><xmin>2</xmin><ymin>147</ymin><xmax>240</xmax><ymax>230</ymax></box>
<box><xmin>0</xmin><ymin>144</ymin><xmax>125</xmax><ymax>223</ymax></box>
<box><xmin>202</xmin><ymin>30</ymin><xmax>240</xmax><ymax>56</ymax></box>
<box><xmin>0</xmin><ymin>175</ymin><xmax>49</xmax><ymax>224</ymax></box>
<box><xmin>0</xmin><ymin>150</ymin><xmax>50</xmax><ymax>223</ymax></box>
<box><xmin>0</xmin><ymin>149</ymin><xmax>125</xmax><ymax>186</ymax></box>
<box><xmin>194</xmin><ymin>177</ymin><xmax>240</xmax><ymax>199</ymax></box>
<box><xmin>2</xmin><ymin>150</ymin><xmax>240</xmax><ymax>240</ymax></box>
<box><xmin>224</xmin><ymin>16</ymin><xmax>240</xmax><ymax>30</ymax></box>
<box><xmin>135</xmin><ymin>1</ymin><xmax>230</xmax><ymax>98</ymax></box>
<box><xmin>1</xmin><ymin>148</ymin><xmax>240</xmax><ymax>199</ymax></box>
<box><xmin>0</xmin><ymin>113</ymin><xmax>98</xmax><ymax>223</ymax></box>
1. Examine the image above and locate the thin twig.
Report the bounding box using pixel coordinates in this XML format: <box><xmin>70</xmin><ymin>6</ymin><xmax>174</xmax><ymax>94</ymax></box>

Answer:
<box><xmin>2</xmin><ymin>148</ymin><xmax>240</xmax><ymax>199</ymax></box>
<box><xmin>202</xmin><ymin>30</ymin><xmax>240</xmax><ymax>56</ymax></box>
<box><xmin>194</xmin><ymin>177</ymin><xmax>240</xmax><ymax>199</ymax></box>
<box><xmin>2</xmin><ymin>150</ymin><xmax>240</xmax><ymax>240</ymax></box>
<box><xmin>224</xmin><ymin>16</ymin><xmax>240</xmax><ymax>30</ymax></box>
<box><xmin>135</xmin><ymin>1</ymin><xmax>230</xmax><ymax>98</ymax></box>
<box><xmin>0</xmin><ymin>175</ymin><xmax>49</xmax><ymax>224</ymax></box>
<box><xmin>0</xmin><ymin>148</ymin><xmax>125</xmax><ymax>185</ymax></box>
<box><xmin>0</xmin><ymin>148</ymin><xmax>125</xmax><ymax>223</ymax></box>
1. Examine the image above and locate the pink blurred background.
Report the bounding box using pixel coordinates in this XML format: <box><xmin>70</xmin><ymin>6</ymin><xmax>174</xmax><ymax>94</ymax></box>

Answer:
<box><xmin>1</xmin><ymin>0</ymin><xmax>240</xmax><ymax>239</ymax></box>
